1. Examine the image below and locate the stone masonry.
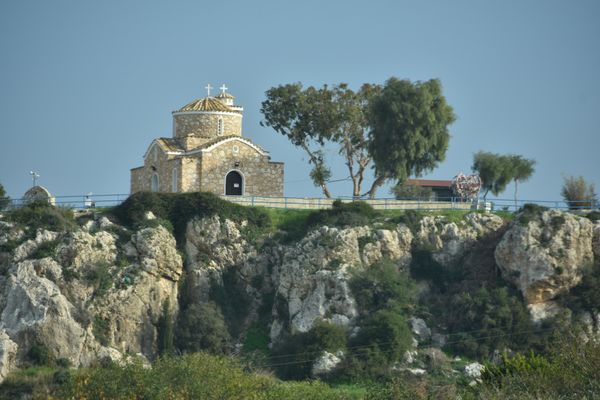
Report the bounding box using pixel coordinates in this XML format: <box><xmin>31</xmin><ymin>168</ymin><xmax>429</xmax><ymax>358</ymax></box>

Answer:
<box><xmin>130</xmin><ymin>87</ymin><xmax>284</xmax><ymax>197</ymax></box>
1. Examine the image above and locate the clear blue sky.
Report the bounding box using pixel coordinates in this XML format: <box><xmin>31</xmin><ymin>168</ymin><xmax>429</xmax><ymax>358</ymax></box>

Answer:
<box><xmin>1</xmin><ymin>0</ymin><xmax>599</xmax><ymax>202</ymax></box>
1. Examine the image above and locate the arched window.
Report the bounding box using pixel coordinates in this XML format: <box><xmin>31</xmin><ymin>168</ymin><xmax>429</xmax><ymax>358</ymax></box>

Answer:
<box><xmin>217</xmin><ymin>117</ymin><xmax>224</xmax><ymax>136</ymax></box>
<box><xmin>171</xmin><ymin>168</ymin><xmax>178</xmax><ymax>192</ymax></box>
<box><xmin>151</xmin><ymin>173</ymin><xmax>159</xmax><ymax>192</ymax></box>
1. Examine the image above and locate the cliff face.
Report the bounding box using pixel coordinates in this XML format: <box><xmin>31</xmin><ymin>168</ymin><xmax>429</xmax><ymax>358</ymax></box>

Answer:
<box><xmin>0</xmin><ymin>205</ymin><xmax>599</xmax><ymax>382</ymax></box>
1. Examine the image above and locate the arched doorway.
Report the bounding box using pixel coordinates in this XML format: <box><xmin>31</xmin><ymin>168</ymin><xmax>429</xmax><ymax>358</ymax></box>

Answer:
<box><xmin>225</xmin><ymin>171</ymin><xmax>243</xmax><ymax>195</ymax></box>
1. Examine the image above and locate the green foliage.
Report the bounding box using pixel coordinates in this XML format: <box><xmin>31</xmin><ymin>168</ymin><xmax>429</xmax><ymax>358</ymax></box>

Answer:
<box><xmin>306</xmin><ymin>200</ymin><xmax>379</xmax><ymax>229</ymax></box>
<box><xmin>112</xmin><ymin>191</ymin><xmax>272</xmax><ymax>246</ymax></box>
<box><xmin>272</xmin><ymin>320</ymin><xmax>348</xmax><ymax>380</ymax></box>
<box><xmin>27</xmin><ymin>343</ymin><xmax>55</xmax><ymax>367</ymax></box>
<box><xmin>84</xmin><ymin>261</ymin><xmax>113</xmax><ymax>298</ymax></box>
<box><xmin>351</xmin><ymin>259</ymin><xmax>416</xmax><ymax>314</ymax></box>
<box><xmin>391</xmin><ymin>182</ymin><xmax>434</xmax><ymax>200</ymax></box>
<box><xmin>7</xmin><ymin>201</ymin><xmax>76</xmax><ymax>234</ymax></box>
<box><xmin>0</xmin><ymin>183</ymin><xmax>9</xmax><ymax>210</ymax></box>
<box><xmin>517</xmin><ymin>203</ymin><xmax>549</xmax><ymax>225</ymax></box>
<box><xmin>471</xmin><ymin>151</ymin><xmax>514</xmax><ymax>200</ymax></box>
<box><xmin>368</xmin><ymin>78</ymin><xmax>455</xmax><ymax>189</ymax></box>
<box><xmin>0</xmin><ymin>366</ymin><xmax>58</xmax><ymax>400</ymax></box>
<box><xmin>175</xmin><ymin>302</ymin><xmax>231</xmax><ymax>354</ymax></box>
<box><xmin>93</xmin><ymin>315</ymin><xmax>110</xmax><ymax>346</ymax></box>
<box><xmin>558</xmin><ymin>264</ymin><xmax>600</xmax><ymax>313</ymax></box>
<box><xmin>444</xmin><ymin>287</ymin><xmax>534</xmax><ymax>359</ymax></box>
<box><xmin>29</xmin><ymin>239</ymin><xmax>60</xmax><ymax>260</ymax></box>
<box><xmin>482</xmin><ymin>351</ymin><xmax>551</xmax><ymax>384</ymax></box>
<box><xmin>261</xmin><ymin>82</ymin><xmax>382</xmax><ymax>198</ymax></box>
<box><xmin>157</xmin><ymin>301</ymin><xmax>174</xmax><ymax>356</ymax></box>
<box><xmin>585</xmin><ymin>210</ymin><xmax>600</xmax><ymax>221</ymax></box>
<box><xmin>472</xmin><ymin>334</ymin><xmax>600</xmax><ymax>399</ymax></box>
<box><xmin>54</xmin><ymin>352</ymin><xmax>370</xmax><ymax>399</ymax></box>
<box><xmin>509</xmin><ymin>155</ymin><xmax>536</xmax><ymax>203</ymax></box>
<box><xmin>410</xmin><ymin>247</ymin><xmax>455</xmax><ymax>290</ymax></box>
<box><xmin>561</xmin><ymin>175</ymin><xmax>598</xmax><ymax>210</ymax></box>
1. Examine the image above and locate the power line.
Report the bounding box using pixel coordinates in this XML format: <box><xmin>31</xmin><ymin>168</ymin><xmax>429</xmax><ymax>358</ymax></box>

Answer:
<box><xmin>252</xmin><ymin>327</ymin><xmax>557</xmax><ymax>370</ymax></box>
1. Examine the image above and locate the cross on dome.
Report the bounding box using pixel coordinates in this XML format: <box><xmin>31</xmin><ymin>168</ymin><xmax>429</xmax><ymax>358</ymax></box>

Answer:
<box><xmin>220</xmin><ymin>84</ymin><xmax>228</xmax><ymax>94</ymax></box>
<box><xmin>205</xmin><ymin>83</ymin><xmax>213</xmax><ymax>96</ymax></box>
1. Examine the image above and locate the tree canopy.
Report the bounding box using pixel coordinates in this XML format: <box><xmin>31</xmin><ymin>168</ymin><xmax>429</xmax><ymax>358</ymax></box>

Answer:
<box><xmin>471</xmin><ymin>152</ymin><xmax>535</xmax><ymax>202</ymax></box>
<box><xmin>472</xmin><ymin>152</ymin><xmax>514</xmax><ymax>200</ymax></box>
<box><xmin>261</xmin><ymin>78</ymin><xmax>455</xmax><ymax>199</ymax></box>
<box><xmin>260</xmin><ymin>82</ymin><xmax>381</xmax><ymax>198</ymax></box>
<box><xmin>367</xmin><ymin>78</ymin><xmax>455</xmax><ymax>197</ymax></box>
<box><xmin>561</xmin><ymin>175</ymin><xmax>598</xmax><ymax>210</ymax></box>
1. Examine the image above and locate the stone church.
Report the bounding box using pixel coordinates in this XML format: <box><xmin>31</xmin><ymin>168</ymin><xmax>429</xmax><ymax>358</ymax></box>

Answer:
<box><xmin>130</xmin><ymin>85</ymin><xmax>284</xmax><ymax>196</ymax></box>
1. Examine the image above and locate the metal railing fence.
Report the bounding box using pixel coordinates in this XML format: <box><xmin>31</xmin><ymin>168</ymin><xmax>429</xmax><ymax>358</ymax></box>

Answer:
<box><xmin>0</xmin><ymin>193</ymin><xmax>597</xmax><ymax>213</ymax></box>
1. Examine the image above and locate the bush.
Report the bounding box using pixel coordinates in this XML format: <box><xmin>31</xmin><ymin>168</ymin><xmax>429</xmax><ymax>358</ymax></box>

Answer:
<box><xmin>157</xmin><ymin>301</ymin><xmax>174</xmax><ymax>356</ymax></box>
<box><xmin>29</xmin><ymin>239</ymin><xmax>60</xmax><ymax>259</ymax></box>
<box><xmin>444</xmin><ymin>287</ymin><xmax>534</xmax><ymax>359</ymax></box>
<box><xmin>175</xmin><ymin>302</ymin><xmax>231</xmax><ymax>354</ymax></box>
<box><xmin>0</xmin><ymin>183</ymin><xmax>9</xmax><ymax>210</ymax></box>
<box><xmin>482</xmin><ymin>351</ymin><xmax>551</xmax><ymax>384</ymax></box>
<box><xmin>7</xmin><ymin>201</ymin><xmax>76</xmax><ymax>234</ymax></box>
<box><xmin>392</xmin><ymin>183</ymin><xmax>434</xmax><ymax>200</ymax></box>
<box><xmin>517</xmin><ymin>203</ymin><xmax>549</xmax><ymax>225</ymax></box>
<box><xmin>84</xmin><ymin>262</ymin><xmax>113</xmax><ymax>298</ymax></box>
<box><xmin>93</xmin><ymin>316</ymin><xmax>110</xmax><ymax>347</ymax></box>
<box><xmin>27</xmin><ymin>343</ymin><xmax>55</xmax><ymax>367</ymax></box>
<box><xmin>558</xmin><ymin>264</ymin><xmax>600</xmax><ymax>313</ymax></box>
<box><xmin>561</xmin><ymin>175</ymin><xmax>598</xmax><ymax>210</ymax></box>
<box><xmin>306</xmin><ymin>200</ymin><xmax>379</xmax><ymax>229</ymax></box>
<box><xmin>112</xmin><ymin>192</ymin><xmax>272</xmax><ymax>245</ymax></box>
<box><xmin>351</xmin><ymin>259</ymin><xmax>416</xmax><ymax>314</ymax></box>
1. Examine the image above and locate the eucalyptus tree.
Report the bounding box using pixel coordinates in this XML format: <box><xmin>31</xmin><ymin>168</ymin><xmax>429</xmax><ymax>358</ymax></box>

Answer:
<box><xmin>509</xmin><ymin>155</ymin><xmax>536</xmax><ymax>208</ymax></box>
<box><xmin>260</xmin><ymin>82</ymin><xmax>381</xmax><ymax>198</ymax></box>
<box><xmin>367</xmin><ymin>78</ymin><xmax>456</xmax><ymax>198</ymax></box>
<box><xmin>472</xmin><ymin>152</ymin><xmax>514</xmax><ymax>201</ymax></box>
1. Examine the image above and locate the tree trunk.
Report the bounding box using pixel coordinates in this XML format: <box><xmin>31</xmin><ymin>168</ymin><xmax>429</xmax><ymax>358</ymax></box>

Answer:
<box><xmin>365</xmin><ymin>175</ymin><xmax>385</xmax><ymax>199</ymax></box>
<box><xmin>321</xmin><ymin>184</ymin><xmax>332</xmax><ymax>199</ymax></box>
<box><xmin>514</xmin><ymin>180</ymin><xmax>519</xmax><ymax>211</ymax></box>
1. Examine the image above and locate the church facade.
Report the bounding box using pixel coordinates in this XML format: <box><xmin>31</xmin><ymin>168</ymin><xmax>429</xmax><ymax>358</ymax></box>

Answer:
<box><xmin>130</xmin><ymin>86</ymin><xmax>284</xmax><ymax>197</ymax></box>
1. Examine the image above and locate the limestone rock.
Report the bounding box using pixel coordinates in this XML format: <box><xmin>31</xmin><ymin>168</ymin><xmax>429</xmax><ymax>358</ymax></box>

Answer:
<box><xmin>0</xmin><ymin>330</ymin><xmax>17</xmax><ymax>383</ymax></box>
<box><xmin>464</xmin><ymin>362</ymin><xmax>484</xmax><ymax>379</ymax></box>
<box><xmin>132</xmin><ymin>226</ymin><xmax>182</xmax><ymax>281</ymax></box>
<box><xmin>416</xmin><ymin>213</ymin><xmax>504</xmax><ymax>267</ymax></box>
<box><xmin>527</xmin><ymin>301</ymin><xmax>563</xmax><ymax>324</ymax></box>
<box><xmin>0</xmin><ymin>260</ymin><xmax>89</xmax><ymax>365</ymax></box>
<box><xmin>495</xmin><ymin>210</ymin><xmax>594</xmax><ymax>303</ymax></box>
<box><xmin>410</xmin><ymin>317</ymin><xmax>431</xmax><ymax>343</ymax></box>
<box><xmin>57</xmin><ymin>230</ymin><xmax>116</xmax><ymax>270</ymax></box>
<box><xmin>312</xmin><ymin>350</ymin><xmax>343</xmax><ymax>376</ymax></box>
<box><xmin>592</xmin><ymin>221</ymin><xmax>600</xmax><ymax>261</ymax></box>
<box><xmin>13</xmin><ymin>230</ymin><xmax>60</xmax><ymax>262</ymax></box>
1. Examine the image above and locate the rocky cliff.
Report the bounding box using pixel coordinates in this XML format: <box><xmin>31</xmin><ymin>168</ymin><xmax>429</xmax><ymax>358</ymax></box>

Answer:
<box><xmin>0</xmin><ymin>199</ymin><xmax>599</xmax><ymax>382</ymax></box>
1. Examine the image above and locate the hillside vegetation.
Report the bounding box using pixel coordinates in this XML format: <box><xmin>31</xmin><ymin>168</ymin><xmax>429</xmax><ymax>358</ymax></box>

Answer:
<box><xmin>0</xmin><ymin>193</ymin><xmax>599</xmax><ymax>399</ymax></box>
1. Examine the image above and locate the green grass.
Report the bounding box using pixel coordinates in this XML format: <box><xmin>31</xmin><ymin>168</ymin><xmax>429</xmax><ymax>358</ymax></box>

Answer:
<box><xmin>0</xmin><ymin>366</ymin><xmax>58</xmax><ymax>400</ymax></box>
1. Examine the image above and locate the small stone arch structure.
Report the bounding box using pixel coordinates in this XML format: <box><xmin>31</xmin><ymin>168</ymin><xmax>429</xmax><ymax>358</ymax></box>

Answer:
<box><xmin>23</xmin><ymin>186</ymin><xmax>56</xmax><ymax>205</ymax></box>
<box><xmin>225</xmin><ymin>170</ymin><xmax>243</xmax><ymax>195</ymax></box>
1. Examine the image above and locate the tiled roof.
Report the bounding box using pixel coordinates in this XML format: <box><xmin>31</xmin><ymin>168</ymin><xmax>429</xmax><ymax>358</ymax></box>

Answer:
<box><xmin>216</xmin><ymin>92</ymin><xmax>235</xmax><ymax>99</ymax></box>
<box><xmin>157</xmin><ymin>138</ymin><xmax>184</xmax><ymax>153</ymax></box>
<box><xmin>406</xmin><ymin>179</ymin><xmax>453</xmax><ymax>187</ymax></box>
<box><xmin>177</xmin><ymin>97</ymin><xmax>234</xmax><ymax>112</ymax></box>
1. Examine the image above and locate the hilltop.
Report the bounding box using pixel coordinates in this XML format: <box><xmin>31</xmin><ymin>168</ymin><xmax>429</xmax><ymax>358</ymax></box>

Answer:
<box><xmin>0</xmin><ymin>193</ymin><xmax>599</xmax><ymax>399</ymax></box>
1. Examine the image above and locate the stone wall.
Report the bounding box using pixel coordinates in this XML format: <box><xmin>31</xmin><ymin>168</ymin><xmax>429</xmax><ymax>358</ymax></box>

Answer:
<box><xmin>130</xmin><ymin>145</ymin><xmax>181</xmax><ymax>193</ymax></box>
<box><xmin>173</xmin><ymin>112</ymin><xmax>242</xmax><ymax>139</ymax></box>
<box><xmin>200</xmin><ymin>140</ymin><xmax>284</xmax><ymax>197</ymax></box>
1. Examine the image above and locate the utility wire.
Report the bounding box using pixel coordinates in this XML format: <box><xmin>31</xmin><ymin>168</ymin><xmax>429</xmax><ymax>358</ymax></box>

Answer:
<box><xmin>251</xmin><ymin>327</ymin><xmax>557</xmax><ymax>370</ymax></box>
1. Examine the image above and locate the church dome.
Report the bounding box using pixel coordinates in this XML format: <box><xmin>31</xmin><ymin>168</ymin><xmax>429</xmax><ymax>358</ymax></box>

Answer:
<box><xmin>177</xmin><ymin>97</ymin><xmax>234</xmax><ymax>113</ymax></box>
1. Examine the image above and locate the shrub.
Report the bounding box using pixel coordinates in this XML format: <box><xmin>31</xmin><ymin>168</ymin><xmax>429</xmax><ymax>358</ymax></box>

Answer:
<box><xmin>84</xmin><ymin>262</ymin><xmax>113</xmax><ymax>298</ymax></box>
<box><xmin>392</xmin><ymin>182</ymin><xmax>434</xmax><ymax>200</ymax></box>
<box><xmin>561</xmin><ymin>175</ymin><xmax>598</xmax><ymax>210</ymax></box>
<box><xmin>517</xmin><ymin>203</ymin><xmax>548</xmax><ymax>225</ymax></box>
<box><xmin>271</xmin><ymin>320</ymin><xmax>348</xmax><ymax>380</ymax></box>
<box><xmin>93</xmin><ymin>316</ymin><xmax>110</xmax><ymax>346</ymax></box>
<box><xmin>112</xmin><ymin>192</ymin><xmax>272</xmax><ymax>245</ymax></box>
<box><xmin>29</xmin><ymin>239</ymin><xmax>60</xmax><ymax>259</ymax></box>
<box><xmin>157</xmin><ymin>301</ymin><xmax>174</xmax><ymax>356</ymax></box>
<box><xmin>0</xmin><ymin>183</ymin><xmax>9</xmax><ymax>210</ymax></box>
<box><xmin>175</xmin><ymin>302</ymin><xmax>231</xmax><ymax>354</ymax></box>
<box><xmin>558</xmin><ymin>264</ymin><xmax>600</xmax><ymax>313</ymax></box>
<box><xmin>306</xmin><ymin>200</ymin><xmax>379</xmax><ymax>229</ymax></box>
<box><xmin>482</xmin><ymin>351</ymin><xmax>551</xmax><ymax>384</ymax></box>
<box><xmin>27</xmin><ymin>343</ymin><xmax>55</xmax><ymax>367</ymax></box>
<box><xmin>7</xmin><ymin>201</ymin><xmax>76</xmax><ymax>234</ymax></box>
<box><xmin>444</xmin><ymin>287</ymin><xmax>534</xmax><ymax>358</ymax></box>
<box><xmin>351</xmin><ymin>259</ymin><xmax>416</xmax><ymax>314</ymax></box>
